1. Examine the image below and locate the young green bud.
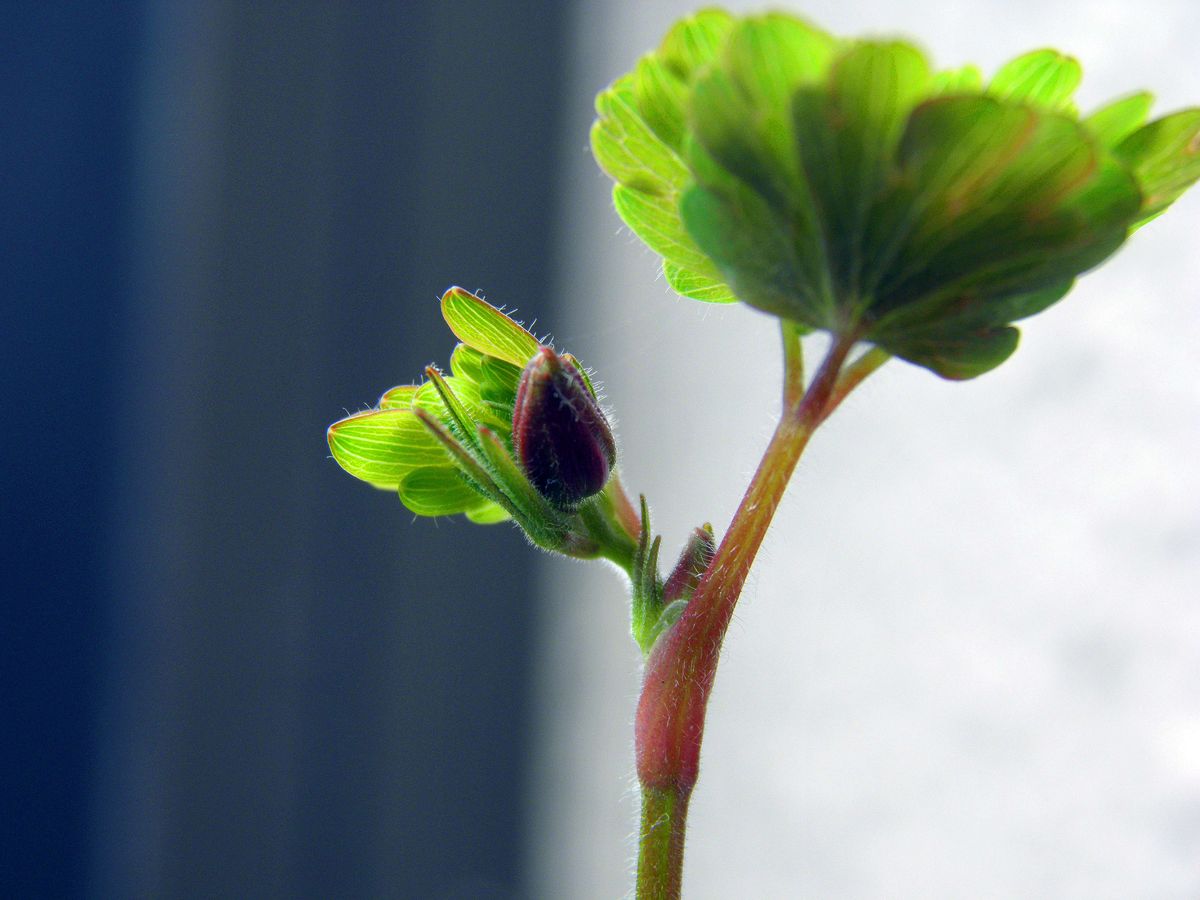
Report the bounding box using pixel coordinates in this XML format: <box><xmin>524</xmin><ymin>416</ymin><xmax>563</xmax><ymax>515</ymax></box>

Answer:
<box><xmin>512</xmin><ymin>347</ymin><xmax>616</xmax><ymax>509</ymax></box>
<box><xmin>662</xmin><ymin>525</ymin><xmax>715</xmax><ymax>604</ymax></box>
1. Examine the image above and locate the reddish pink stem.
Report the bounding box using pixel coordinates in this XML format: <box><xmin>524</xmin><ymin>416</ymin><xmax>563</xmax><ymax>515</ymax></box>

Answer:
<box><xmin>633</xmin><ymin>335</ymin><xmax>856</xmax><ymax>894</ymax></box>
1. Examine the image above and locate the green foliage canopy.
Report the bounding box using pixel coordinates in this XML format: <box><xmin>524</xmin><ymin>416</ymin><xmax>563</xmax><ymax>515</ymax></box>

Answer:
<box><xmin>593</xmin><ymin>9</ymin><xmax>1200</xmax><ymax>378</ymax></box>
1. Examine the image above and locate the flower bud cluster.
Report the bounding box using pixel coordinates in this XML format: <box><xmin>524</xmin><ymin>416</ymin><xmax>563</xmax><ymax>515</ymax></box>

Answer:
<box><xmin>329</xmin><ymin>287</ymin><xmax>631</xmax><ymax>563</ymax></box>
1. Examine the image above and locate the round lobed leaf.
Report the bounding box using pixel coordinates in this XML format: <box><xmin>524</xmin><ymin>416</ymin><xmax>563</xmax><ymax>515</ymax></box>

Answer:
<box><xmin>593</xmin><ymin>10</ymin><xmax>1200</xmax><ymax>379</ymax></box>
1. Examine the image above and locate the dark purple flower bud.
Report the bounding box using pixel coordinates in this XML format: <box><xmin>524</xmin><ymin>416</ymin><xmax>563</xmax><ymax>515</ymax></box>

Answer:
<box><xmin>663</xmin><ymin>525</ymin><xmax>716</xmax><ymax>604</ymax></box>
<box><xmin>512</xmin><ymin>347</ymin><xmax>616</xmax><ymax>509</ymax></box>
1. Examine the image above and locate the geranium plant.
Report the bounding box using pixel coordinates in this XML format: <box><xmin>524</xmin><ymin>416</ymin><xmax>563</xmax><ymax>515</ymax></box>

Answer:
<box><xmin>328</xmin><ymin>9</ymin><xmax>1199</xmax><ymax>898</ymax></box>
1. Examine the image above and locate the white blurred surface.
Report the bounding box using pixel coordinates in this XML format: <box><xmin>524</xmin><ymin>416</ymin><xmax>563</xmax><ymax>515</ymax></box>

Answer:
<box><xmin>528</xmin><ymin>2</ymin><xmax>1200</xmax><ymax>896</ymax></box>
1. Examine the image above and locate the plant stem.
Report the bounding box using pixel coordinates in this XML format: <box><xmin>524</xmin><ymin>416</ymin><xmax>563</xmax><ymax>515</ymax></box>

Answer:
<box><xmin>822</xmin><ymin>346</ymin><xmax>889</xmax><ymax>424</ymax></box>
<box><xmin>632</xmin><ymin>333</ymin><xmax>860</xmax><ymax>898</ymax></box>
<box><xmin>579</xmin><ymin>492</ymin><xmax>638</xmax><ymax>571</ymax></box>
<box><xmin>781</xmin><ymin>320</ymin><xmax>806</xmax><ymax>408</ymax></box>
<box><xmin>636</xmin><ymin>786</ymin><xmax>690</xmax><ymax>900</ymax></box>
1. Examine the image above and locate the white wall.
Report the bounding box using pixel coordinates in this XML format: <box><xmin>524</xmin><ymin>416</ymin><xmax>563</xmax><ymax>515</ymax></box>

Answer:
<box><xmin>530</xmin><ymin>2</ymin><xmax>1200</xmax><ymax>896</ymax></box>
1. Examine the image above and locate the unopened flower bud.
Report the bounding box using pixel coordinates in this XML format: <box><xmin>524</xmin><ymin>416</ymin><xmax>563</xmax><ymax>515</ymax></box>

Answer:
<box><xmin>663</xmin><ymin>525</ymin><xmax>716</xmax><ymax>604</ymax></box>
<box><xmin>512</xmin><ymin>347</ymin><xmax>616</xmax><ymax>509</ymax></box>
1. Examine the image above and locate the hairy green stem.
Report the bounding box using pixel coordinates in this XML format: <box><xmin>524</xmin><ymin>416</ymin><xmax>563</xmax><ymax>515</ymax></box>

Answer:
<box><xmin>636</xmin><ymin>786</ymin><xmax>690</xmax><ymax>900</ymax></box>
<box><xmin>579</xmin><ymin>485</ymin><xmax>639</xmax><ymax>571</ymax></box>
<box><xmin>781</xmin><ymin>320</ymin><xmax>807</xmax><ymax>408</ymax></box>
<box><xmin>633</xmin><ymin>333</ymin><xmax>862</xmax><ymax>899</ymax></box>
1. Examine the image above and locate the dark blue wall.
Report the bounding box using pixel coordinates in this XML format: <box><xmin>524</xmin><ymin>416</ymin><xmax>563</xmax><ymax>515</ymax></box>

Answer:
<box><xmin>2</xmin><ymin>2</ymin><xmax>570</xmax><ymax>896</ymax></box>
<box><xmin>1</xmin><ymin>4</ymin><xmax>140</xmax><ymax>896</ymax></box>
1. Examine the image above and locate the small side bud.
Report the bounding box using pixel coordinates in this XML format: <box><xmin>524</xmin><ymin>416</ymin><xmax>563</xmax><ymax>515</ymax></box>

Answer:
<box><xmin>512</xmin><ymin>347</ymin><xmax>617</xmax><ymax>509</ymax></box>
<box><xmin>663</xmin><ymin>525</ymin><xmax>715</xmax><ymax>604</ymax></box>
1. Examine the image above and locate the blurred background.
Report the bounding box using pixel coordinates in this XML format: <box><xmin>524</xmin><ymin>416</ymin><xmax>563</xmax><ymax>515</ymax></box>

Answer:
<box><xmin>3</xmin><ymin>1</ymin><xmax>1198</xmax><ymax>898</ymax></box>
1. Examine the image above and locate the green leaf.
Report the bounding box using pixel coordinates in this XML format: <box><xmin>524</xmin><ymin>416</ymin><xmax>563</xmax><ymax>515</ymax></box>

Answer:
<box><xmin>683</xmin><ymin>40</ymin><xmax>835</xmax><ymax>316</ymax></box>
<box><xmin>689</xmin><ymin>65</ymin><xmax>789</xmax><ymax>202</ymax></box>
<box><xmin>931</xmin><ymin>64</ymin><xmax>983</xmax><ymax>95</ymax></box>
<box><xmin>613</xmin><ymin>184</ymin><xmax>726</xmax><ymax>273</ymax></box>
<box><xmin>449</xmin><ymin>343</ymin><xmax>486</xmax><ymax>382</ymax></box>
<box><xmin>792</xmin><ymin>41</ymin><xmax>932</xmax><ymax>300</ymax></box>
<box><xmin>413</xmin><ymin>375</ymin><xmax>508</xmax><ymax>434</ymax></box>
<box><xmin>327</xmin><ymin>409</ymin><xmax>449</xmax><ymax>488</ymax></box>
<box><xmin>377</xmin><ymin>384</ymin><xmax>418</xmax><ymax>410</ymax></box>
<box><xmin>716</xmin><ymin>14</ymin><xmax>836</xmax><ymax>192</ymax></box>
<box><xmin>872</xmin><ymin>98</ymin><xmax>1138</xmax><ymax>316</ymax></box>
<box><xmin>681</xmin><ymin>179</ymin><xmax>832</xmax><ymax>325</ymax></box>
<box><xmin>657</xmin><ymin>8</ymin><xmax>735</xmax><ymax>72</ymax></box>
<box><xmin>464</xmin><ymin>502</ymin><xmax>512</xmax><ymax>525</ymax></box>
<box><xmin>632</xmin><ymin>9</ymin><xmax>734</xmax><ymax>154</ymax></box>
<box><xmin>443</xmin><ymin>345</ymin><xmax>520</xmax><ymax>432</ymax></box>
<box><xmin>591</xmin><ymin>10</ymin><xmax>1197</xmax><ymax>381</ymax></box>
<box><xmin>1084</xmin><ymin>92</ymin><xmax>1154</xmax><ymax>149</ymax></box>
<box><xmin>633</xmin><ymin>55</ymin><xmax>690</xmax><ymax>150</ymax></box>
<box><xmin>1114</xmin><ymin>108</ymin><xmax>1200</xmax><ymax>223</ymax></box>
<box><xmin>989</xmin><ymin>49</ymin><xmax>1081</xmax><ymax>111</ymax></box>
<box><xmin>663</xmin><ymin>262</ymin><xmax>736</xmax><ymax>303</ymax></box>
<box><xmin>478</xmin><ymin>354</ymin><xmax>523</xmax><ymax>392</ymax></box>
<box><xmin>722</xmin><ymin>14</ymin><xmax>835</xmax><ymax>107</ymax></box>
<box><xmin>476</xmin><ymin>356</ymin><xmax>523</xmax><ymax>428</ymax></box>
<box><xmin>860</xmin><ymin>97</ymin><xmax>1139</xmax><ymax>377</ymax></box>
<box><xmin>593</xmin><ymin>85</ymin><xmax>731</xmax><ymax>303</ymax></box>
<box><xmin>591</xmin><ymin>12</ymin><xmax>739</xmax><ymax>306</ymax></box>
<box><xmin>592</xmin><ymin>82</ymin><xmax>688</xmax><ymax>196</ymax></box>
<box><xmin>398</xmin><ymin>467</ymin><xmax>487</xmax><ymax>517</ymax></box>
<box><xmin>440</xmin><ymin>287</ymin><xmax>539</xmax><ymax>368</ymax></box>
<box><xmin>686</xmin><ymin>15</ymin><xmax>835</xmax><ymax>208</ymax></box>
<box><xmin>873</xmin><ymin>280</ymin><xmax>1072</xmax><ymax>380</ymax></box>
<box><xmin>880</xmin><ymin>324</ymin><xmax>1020</xmax><ymax>381</ymax></box>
